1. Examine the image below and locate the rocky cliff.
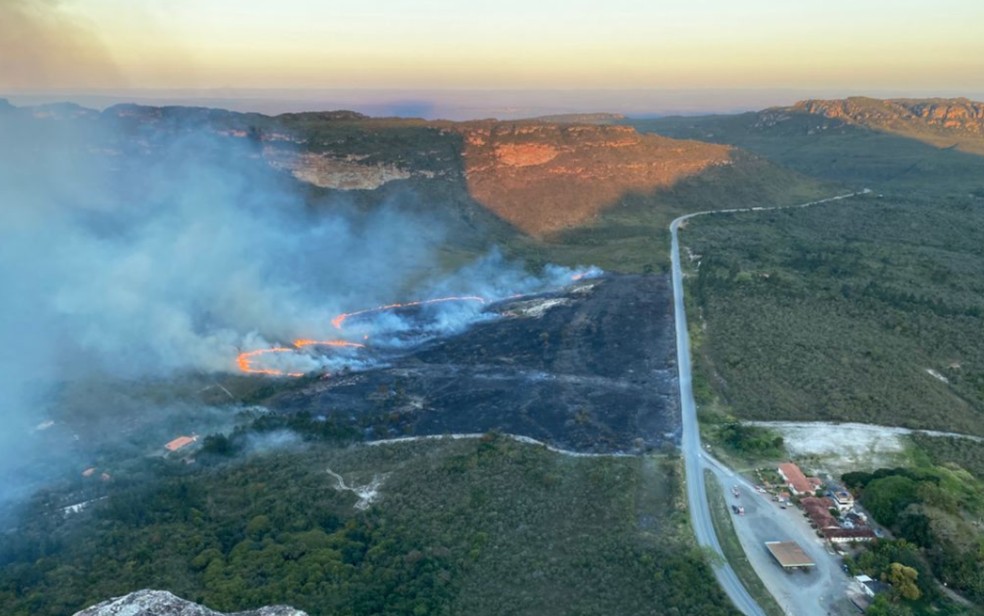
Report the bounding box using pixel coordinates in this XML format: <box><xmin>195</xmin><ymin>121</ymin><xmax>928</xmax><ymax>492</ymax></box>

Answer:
<box><xmin>454</xmin><ymin>122</ymin><xmax>731</xmax><ymax>236</ymax></box>
<box><xmin>73</xmin><ymin>589</ymin><xmax>307</xmax><ymax>616</ymax></box>
<box><xmin>4</xmin><ymin>100</ymin><xmax>733</xmax><ymax>235</ymax></box>
<box><xmin>787</xmin><ymin>97</ymin><xmax>984</xmax><ymax>153</ymax></box>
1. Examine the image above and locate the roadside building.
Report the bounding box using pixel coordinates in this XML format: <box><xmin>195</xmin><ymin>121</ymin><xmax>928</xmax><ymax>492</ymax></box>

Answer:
<box><xmin>854</xmin><ymin>574</ymin><xmax>890</xmax><ymax>598</ymax></box>
<box><xmin>800</xmin><ymin>496</ymin><xmax>839</xmax><ymax>530</ymax></box>
<box><xmin>831</xmin><ymin>488</ymin><xmax>854</xmax><ymax>512</ymax></box>
<box><xmin>824</xmin><ymin>528</ymin><xmax>876</xmax><ymax>543</ymax></box>
<box><xmin>164</xmin><ymin>435</ymin><xmax>199</xmax><ymax>453</ymax></box>
<box><xmin>765</xmin><ymin>541</ymin><xmax>816</xmax><ymax>570</ymax></box>
<box><xmin>777</xmin><ymin>462</ymin><xmax>820</xmax><ymax>495</ymax></box>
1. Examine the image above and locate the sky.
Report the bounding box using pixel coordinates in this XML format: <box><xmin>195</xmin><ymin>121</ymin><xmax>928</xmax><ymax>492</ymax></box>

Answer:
<box><xmin>2</xmin><ymin>0</ymin><xmax>984</xmax><ymax>116</ymax></box>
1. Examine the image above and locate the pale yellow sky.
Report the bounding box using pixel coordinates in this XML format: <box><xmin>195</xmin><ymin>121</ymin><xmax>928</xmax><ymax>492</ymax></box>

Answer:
<box><xmin>3</xmin><ymin>0</ymin><xmax>984</xmax><ymax>92</ymax></box>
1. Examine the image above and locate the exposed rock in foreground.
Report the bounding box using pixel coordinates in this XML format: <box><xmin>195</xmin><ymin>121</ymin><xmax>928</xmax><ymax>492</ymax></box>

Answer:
<box><xmin>73</xmin><ymin>590</ymin><xmax>307</xmax><ymax>616</ymax></box>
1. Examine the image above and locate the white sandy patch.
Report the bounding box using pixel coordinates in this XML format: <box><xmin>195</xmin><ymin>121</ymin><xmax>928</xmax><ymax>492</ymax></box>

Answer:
<box><xmin>925</xmin><ymin>368</ymin><xmax>950</xmax><ymax>384</ymax></box>
<box><xmin>326</xmin><ymin>467</ymin><xmax>387</xmax><ymax>510</ymax></box>
<box><xmin>747</xmin><ymin>421</ymin><xmax>982</xmax><ymax>473</ymax></box>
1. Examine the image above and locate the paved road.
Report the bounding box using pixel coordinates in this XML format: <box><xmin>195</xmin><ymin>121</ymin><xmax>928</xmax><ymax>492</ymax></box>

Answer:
<box><xmin>671</xmin><ymin>215</ymin><xmax>766</xmax><ymax>616</ymax></box>
<box><xmin>703</xmin><ymin>455</ymin><xmax>854</xmax><ymax>615</ymax></box>
<box><xmin>669</xmin><ymin>191</ymin><xmax>866</xmax><ymax>616</ymax></box>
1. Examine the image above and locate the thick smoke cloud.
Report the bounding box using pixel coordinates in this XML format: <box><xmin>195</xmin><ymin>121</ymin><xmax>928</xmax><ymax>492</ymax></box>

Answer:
<box><xmin>0</xmin><ymin>111</ymin><xmax>448</xmax><ymax>504</ymax></box>
<box><xmin>0</xmin><ymin>0</ymin><xmax>122</xmax><ymax>89</ymax></box>
<box><xmin>1</xmin><ymin>116</ymin><xmax>443</xmax><ymax>382</ymax></box>
<box><xmin>0</xmin><ymin>107</ymin><xmax>594</xmax><ymax>507</ymax></box>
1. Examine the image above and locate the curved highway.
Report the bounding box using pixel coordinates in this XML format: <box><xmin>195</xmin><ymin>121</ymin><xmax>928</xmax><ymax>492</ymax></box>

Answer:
<box><xmin>669</xmin><ymin>191</ymin><xmax>865</xmax><ymax>616</ymax></box>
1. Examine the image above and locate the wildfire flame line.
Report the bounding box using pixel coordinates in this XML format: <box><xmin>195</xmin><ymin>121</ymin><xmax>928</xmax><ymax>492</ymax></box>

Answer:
<box><xmin>236</xmin><ymin>339</ymin><xmax>365</xmax><ymax>377</ymax></box>
<box><xmin>330</xmin><ymin>295</ymin><xmax>487</xmax><ymax>329</ymax></box>
<box><xmin>234</xmin><ymin>277</ymin><xmax>600</xmax><ymax>377</ymax></box>
<box><xmin>236</xmin><ymin>296</ymin><xmax>487</xmax><ymax>377</ymax></box>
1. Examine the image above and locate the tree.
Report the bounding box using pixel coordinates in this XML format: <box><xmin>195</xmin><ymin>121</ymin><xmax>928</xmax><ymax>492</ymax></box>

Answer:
<box><xmin>862</xmin><ymin>475</ymin><xmax>919</xmax><ymax>526</ymax></box>
<box><xmin>866</xmin><ymin>594</ymin><xmax>913</xmax><ymax>616</ymax></box>
<box><xmin>885</xmin><ymin>562</ymin><xmax>921</xmax><ymax>601</ymax></box>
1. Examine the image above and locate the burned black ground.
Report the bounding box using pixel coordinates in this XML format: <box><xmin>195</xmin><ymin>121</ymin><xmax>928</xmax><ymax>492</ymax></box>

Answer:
<box><xmin>270</xmin><ymin>274</ymin><xmax>679</xmax><ymax>453</ymax></box>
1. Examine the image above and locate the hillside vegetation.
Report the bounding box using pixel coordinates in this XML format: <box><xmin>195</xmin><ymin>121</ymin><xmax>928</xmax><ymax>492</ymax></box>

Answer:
<box><xmin>6</xmin><ymin>100</ymin><xmax>833</xmax><ymax>275</ymax></box>
<box><xmin>456</xmin><ymin>121</ymin><xmax>730</xmax><ymax>236</ymax></box>
<box><xmin>792</xmin><ymin>97</ymin><xmax>984</xmax><ymax>155</ymax></box>
<box><xmin>633</xmin><ymin>100</ymin><xmax>984</xmax><ymax>435</ymax></box>
<box><xmin>0</xmin><ymin>431</ymin><xmax>737</xmax><ymax>616</ymax></box>
<box><xmin>843</xmin><ymin>434</ymin><xmax>984</xmax><ymax>609</ymax></box>
<box><xmin>682</xmin><ymin>194</ymin><xmax>984</xmax><ymax>434</ymax></box>
<box><xmin>511</xmin><ymin>151</ymin><xmax>834</xmax><ymax>273</ymax></box>
<box><xmin>630</xmin><ymin>100</ymin><xmax>984</xmax><ymax>198</ymax></box>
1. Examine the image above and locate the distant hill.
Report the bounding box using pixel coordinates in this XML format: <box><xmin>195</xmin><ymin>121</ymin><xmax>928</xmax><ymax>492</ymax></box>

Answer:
<box><xmin>628</xmin><ymin>97</ymin><xmax>984</xmax><ymax>198</ymax></box>
<box><xmin>787</xmin><ymin>97</ymin><xmax>984</xmax><ymax>154</ymax></box>
<box><xmin>6</xmin><ymin>100</ymin><xmax>738</xmax><ymax>241</ymax></box>
<box><xmin>5</xmin><ymin>99</ymin><xmax>833</xmax><ymax>272</ymax></box>
<box><xmin>525</xmin><ymin>112</ymin><xmax>625</xmax><ymax>124</ymax></box>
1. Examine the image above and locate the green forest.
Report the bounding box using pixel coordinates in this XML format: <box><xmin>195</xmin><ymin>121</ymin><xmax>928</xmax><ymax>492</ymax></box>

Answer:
<box><xmin>843</xmin><ymin>435</ymin><xmax>984</xmax><ymax>610</ymax></box>
<box><xmin>680</xmin><ymin>193</ymin><xmax>984</xmax><ymax>434</ymax></box>
<box><xmin>0</xmin><ymin>428</ymin><xmax>737</xmax><ymax>616</ymax></box>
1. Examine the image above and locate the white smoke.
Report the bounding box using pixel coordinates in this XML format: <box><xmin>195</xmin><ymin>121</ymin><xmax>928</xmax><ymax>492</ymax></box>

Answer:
<box><xmin>0</xmin><ymin>104</ymin><xmax>599</xmax><ymax>505</ymax></box>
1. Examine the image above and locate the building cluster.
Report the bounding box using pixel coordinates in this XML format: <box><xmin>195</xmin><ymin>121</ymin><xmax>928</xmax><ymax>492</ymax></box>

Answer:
<box><xmin>777</xmin><ymin>462</ymin><xmax>876</xmax><ymax>544</ymax></box>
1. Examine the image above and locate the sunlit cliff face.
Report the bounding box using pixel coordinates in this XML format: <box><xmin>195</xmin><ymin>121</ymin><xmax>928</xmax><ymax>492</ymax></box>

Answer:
<box><xmin>456</xmin><ymin>123</ymin><xmax>732</xmax><ymax>236</ymax></box>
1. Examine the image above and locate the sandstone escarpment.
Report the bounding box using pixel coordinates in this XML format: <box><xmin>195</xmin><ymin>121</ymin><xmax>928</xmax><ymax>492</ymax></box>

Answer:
<box><xmin>455</xmin><ymin>122</ymin><xmax>732</xmax><ymax>236</ymax></box>
<box><xmin>789</xmin><ymin>97</ymin><xmax>984</xmax><ymax>153</ymax></box>
<box><xmin>264</xmin><ymin>149</ymin><xmax>413</xmax><ymax>190</ymax></box>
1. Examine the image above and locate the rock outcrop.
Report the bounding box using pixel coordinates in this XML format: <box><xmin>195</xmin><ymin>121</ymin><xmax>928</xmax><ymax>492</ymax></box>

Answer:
<box><xmin>793</xmin><ymin>97</ymin><xmax>984</xmax><ymax>134</ymax></box>
<box><xmin>264</xmin><ymin>150</ymin><xmax>413</xmax><ymax>190</ymax></box>
<box><xmin>784</xmin><ymin>97</ymin><xmax>984</xmax><ymax>153</ymax></box>
<box><xmin>454</xmin><ymin>122</ymin><xmax>731</xmax><ymax>236</ymax></box>
<box><xmin>7</xmin><ymin>99</ymin><xmax>735</xmax><ymax>233</ymax></box>
<box><xmin>72</xmin><ymin>589</ymin><xmax>307</xmax><ymax>616</ymax></box>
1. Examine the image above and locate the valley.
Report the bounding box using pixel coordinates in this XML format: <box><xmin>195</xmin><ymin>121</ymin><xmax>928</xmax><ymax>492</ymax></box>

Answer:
<box><xmin>4</xmin><ymin>95</ymin><xmax>984</xmax><ymax>616</ymax></box>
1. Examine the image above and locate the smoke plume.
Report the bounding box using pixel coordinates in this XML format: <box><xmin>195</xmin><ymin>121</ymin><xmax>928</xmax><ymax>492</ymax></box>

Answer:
<box><xmin>0</xmin><ymin>104</ymin><xmax>595</xmax><ymax>507</ymax></box>
<box><xmin>0</xmin><ymin>0</ymin><xmax>122</xmax><ymax>90</ymax></box>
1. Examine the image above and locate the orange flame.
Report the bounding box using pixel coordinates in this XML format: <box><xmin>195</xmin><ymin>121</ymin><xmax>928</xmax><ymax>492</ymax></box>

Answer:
<box><xmin>331</xmin><ymin>295</ymin><xmax>486</xmax><ymax>329</ymax></box>
<box><xmin>293</xmin><ymin>339</ymin><xmax>365</xmax><ymax>349</ymax></box>
<box><xmin>238</xmin><ymin>295</ymin><xmax>487</xmax><ymax>377</ymax></box>
<box><xmin>236</xmin><ymin>339</ymin><xmax>364</xmax><ymax>377</ymax></box>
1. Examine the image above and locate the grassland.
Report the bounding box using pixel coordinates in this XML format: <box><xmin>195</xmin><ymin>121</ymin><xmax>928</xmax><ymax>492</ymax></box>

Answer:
<box><xmin>0</xmin><ymin>434</ymin><xmax>738</xmax><ymax>616</ymax></box>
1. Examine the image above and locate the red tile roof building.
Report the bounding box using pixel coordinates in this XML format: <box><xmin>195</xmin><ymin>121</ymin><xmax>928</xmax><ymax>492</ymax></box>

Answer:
<box><xmin>800</xmin><ymin>496</ymin><xmax>839</xmax><ymax>530</ymax></box>
<box><xmin>778</xmin><ymin>462</ymin><xmax>815</xmax><ymax>495</ymax></box>
<box><xmin>164</xmin><ymin>435</ymin><xmax>198</xmax><ymax>452</ymax></box>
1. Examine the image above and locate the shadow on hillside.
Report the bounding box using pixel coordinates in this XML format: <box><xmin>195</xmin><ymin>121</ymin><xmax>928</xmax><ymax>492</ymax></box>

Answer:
<box><xmin>629</xmin><ymin>112</ymin><xmax>984</xmax><ymax>198</ymax></box>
